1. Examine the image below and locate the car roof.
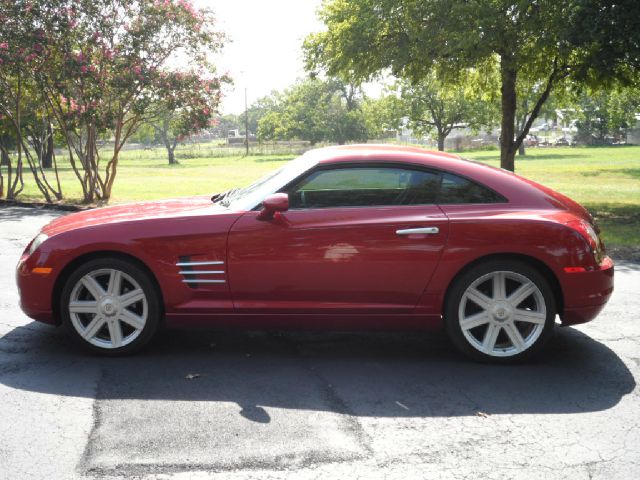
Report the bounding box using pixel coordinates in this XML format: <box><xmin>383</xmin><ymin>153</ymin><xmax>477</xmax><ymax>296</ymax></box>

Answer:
<box><xmin>307</xmin><ymin>144</ymin><xmax>498</xmax><ymax>178</ymax></box>
<box><xmin>303</xmin><ymin>144</ymin><xmax>573</xmax><ymax>212</ymax></box>
<box><xmin>308</xmin><ymin>144</ymin><xmax>461</xmax><ymax>163</ymax></box>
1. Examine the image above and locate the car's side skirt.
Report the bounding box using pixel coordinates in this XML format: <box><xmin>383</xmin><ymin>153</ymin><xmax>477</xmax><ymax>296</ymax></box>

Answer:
<box><xmin>164</xmin><ymin>313</ymin><xmax>443</xmax><ymax>330</ymax></box>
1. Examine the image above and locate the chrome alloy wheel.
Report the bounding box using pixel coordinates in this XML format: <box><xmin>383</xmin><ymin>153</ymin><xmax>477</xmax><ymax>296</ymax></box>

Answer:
<box><xmin>68</xmin><ymin>268</ymin><xmax>148</xmax><ymax>349</ymax></box>
<box><xmin>458</xmin><ymin>271</ymin><xmax>547</xmax><ymax>357</ymax></box>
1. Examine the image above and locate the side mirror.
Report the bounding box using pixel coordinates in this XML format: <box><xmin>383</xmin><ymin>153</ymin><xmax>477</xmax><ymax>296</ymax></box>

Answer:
<box><xmin>257</xmin><ymin>193</ymin><xmax>289</xmax><ymax>220</ymax></box>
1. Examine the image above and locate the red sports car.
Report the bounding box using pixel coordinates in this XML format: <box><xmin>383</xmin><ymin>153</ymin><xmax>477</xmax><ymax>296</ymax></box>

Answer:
<box><xmin>16</xmin><ymin>145</ymin><xmax>614</xmax><ymax>362</ymax></box>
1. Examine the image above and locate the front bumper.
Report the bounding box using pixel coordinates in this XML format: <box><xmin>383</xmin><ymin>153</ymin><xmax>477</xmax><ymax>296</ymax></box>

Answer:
<box><xmin>560</xmin><ymin>256</ymin><xmax>614</xmax><ymax>326</ymax></box>
<box><xmin>16</xmin><ymin>253</ymin><xmax>58</xmax><ymax>325</ymax></box>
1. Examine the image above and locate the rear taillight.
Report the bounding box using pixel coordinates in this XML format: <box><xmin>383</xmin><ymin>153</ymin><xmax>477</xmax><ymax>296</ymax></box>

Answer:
<box><xmin>567</xmin><ymin>219</ymin><xmax>604</xmax><ymax>263</ymax></box>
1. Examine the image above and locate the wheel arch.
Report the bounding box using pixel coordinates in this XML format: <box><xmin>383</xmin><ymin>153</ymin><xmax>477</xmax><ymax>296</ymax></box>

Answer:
<box><xmin>51</xmin><ymin>250</ymin><xmax>165</xmax><ymax>325</ymax></box>
<box><xmin>442</xmin><ymin>253</ymin><xmax>564</xmax><ymax>317</ymax></box>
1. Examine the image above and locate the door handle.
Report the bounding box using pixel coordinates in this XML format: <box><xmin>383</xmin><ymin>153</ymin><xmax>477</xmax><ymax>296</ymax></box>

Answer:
<box><xmin>396</xmin><ymin>227</ymin><xmax>440</xmax><ymax>235</ymax></box>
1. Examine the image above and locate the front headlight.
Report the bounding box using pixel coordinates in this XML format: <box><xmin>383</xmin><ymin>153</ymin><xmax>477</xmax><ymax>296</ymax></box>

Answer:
<box><xmin>28</xmin><ymin>233</ymin><xmax>48</xmax><ymax>256</ymax></box>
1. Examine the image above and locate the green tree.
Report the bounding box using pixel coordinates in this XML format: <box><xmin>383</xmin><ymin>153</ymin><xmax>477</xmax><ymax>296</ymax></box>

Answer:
<box><xmin>245</xmin><ymin>94</ymin><xmax>279</xmax><ymax>135</ymax></box>
<box><xmin>257</xmin><ymin>78</ymin><xmax>368</xmax><ymax>145</ymax></box>
<box><xmin>304</xmin><ymin>0</ymin><xmax>640</xmax><ymax>171</ymax></box>
<box><xmin>361</xmin><ymin>93</ymin><xmax>403</xmax><ymax>140</ymax></box>
<box><xmin>397</xmin><ymin>73</ymin><xmax>495</xmax><ymax>151</ymax></box>
<box><xmin>572</xmin><ymin>86</ymin><xmax>640</xmax><ymax>145</ymax></box>
<box><xmin>150</xmin><ymin>71</ymin><xmax>226</xmax><ymax>165</ymax></box>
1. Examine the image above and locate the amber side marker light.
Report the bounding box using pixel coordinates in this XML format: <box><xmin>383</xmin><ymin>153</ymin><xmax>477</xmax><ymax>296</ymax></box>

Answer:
<box><xmin>32</xmin><ymin>267</ymin><xmax>53</xmax><ymax>275</ymax></box>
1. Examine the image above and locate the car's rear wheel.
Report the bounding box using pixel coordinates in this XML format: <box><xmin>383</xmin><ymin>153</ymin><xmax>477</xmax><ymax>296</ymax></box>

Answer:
<box><xmin>60</xmin><ymin>258</ymin><xmax>160</xmax><ymax>356</ymax></box>
<box><xmin>444</xmin><ymin>260</ymin><xmax>556</xmax><ymax>363</ymax></box>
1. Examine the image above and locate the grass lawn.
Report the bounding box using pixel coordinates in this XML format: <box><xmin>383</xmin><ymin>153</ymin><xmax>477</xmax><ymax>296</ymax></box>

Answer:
<box><xmin>4</xmin><ymin>143</ymin><xmax>640</xmax><ymax>248</ymax></box>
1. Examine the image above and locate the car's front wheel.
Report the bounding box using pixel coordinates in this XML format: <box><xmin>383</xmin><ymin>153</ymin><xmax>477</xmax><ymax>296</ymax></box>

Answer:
<box><xmin>60</xmin><ymin>257</ymin><xmax>160</xmax><ymax>356</ymax></box>
<box><xmin>444</xmin><ymin>260</ymin><xmax>556</xmax><ymax>363</ymax></box>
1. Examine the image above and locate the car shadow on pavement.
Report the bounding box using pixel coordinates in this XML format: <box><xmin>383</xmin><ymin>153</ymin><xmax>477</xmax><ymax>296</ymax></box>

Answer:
<box><xmin>0</xmin><ymin>322</ymin><xmax>635</xmax><ymax>421</ymax></box>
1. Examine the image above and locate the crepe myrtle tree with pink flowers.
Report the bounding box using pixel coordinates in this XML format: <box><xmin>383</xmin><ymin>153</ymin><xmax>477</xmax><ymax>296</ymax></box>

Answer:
<box><xmin>150</xmin><ymin>71</ymin><xmax>225</xmax><ymax>165</ymax></box>
<box><xmin>0</xmin><ymin>0</ymin><xmax>65</xmax><ymax>202</ymax></box>
<box><xmin>39</xmin><ymin>0</ymin><xmax>227</xmax><ymax>202</ymax></box>
<box><xmin>0</xmin><ymin>0</ymin><xmax>227</xmax><ymax>203</ymax></box>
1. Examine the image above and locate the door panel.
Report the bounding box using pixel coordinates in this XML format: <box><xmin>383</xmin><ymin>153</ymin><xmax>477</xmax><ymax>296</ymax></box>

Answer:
<box><xmin>227</xmin><ymin>205</ymin><xmax>449</xmax><ymax>313</ymax></box>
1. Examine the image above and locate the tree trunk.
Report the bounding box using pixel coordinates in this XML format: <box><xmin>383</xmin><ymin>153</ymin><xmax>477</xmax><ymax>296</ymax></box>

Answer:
<box><xmin>499</xmin><ymin>55</ymin><xmax>518</xmax><ymax>171</ymax></box>
<box><xmin>0</xmin><ymin>149</ymin><xmax>9</xmax><ymax>166</ymax></box>
<box><xmin>159</xmin><ymin>119</ymin><xmax>179</xmax><ymax>165</ymax></box>
<box><xmin>42</xmin><ymin>123</ymin><xmax>54</xmax><ymax>169</ymax></box>
<box><xmin>85</xmin><ymin>124</ymin><xmax>98</xmax><ymax>203</ymax></box>
<box><xmin>167</xmin><ymin>146</ymin><xmax>178</xmax><ymax>164</ymax></box>
<box><xmin>518</xmin><ymin>143</ymin><xmax>526</xmax><ymax>156</ymax></box>
<box><xmin>437</xmin><ymin>132</ymin><xmax>446</xmax><ymax>151</ymax></box>
<box><xmin>0</xmin><ymin>148</ymin><xmax>4</xmax><ymax>197</ymax></box>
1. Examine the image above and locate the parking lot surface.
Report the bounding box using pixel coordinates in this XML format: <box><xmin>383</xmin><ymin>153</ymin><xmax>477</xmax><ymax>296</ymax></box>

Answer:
<box><xmin>1</xmin><ymin>206</ymin><xmax>639</xmax><ymax>479</ymax></box>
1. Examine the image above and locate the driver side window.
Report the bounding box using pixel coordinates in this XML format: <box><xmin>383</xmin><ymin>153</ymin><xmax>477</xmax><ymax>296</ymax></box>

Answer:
<box><xmin>285</xmin><ymin>166</ymin><xmax>439</xmax><ymax>209</ymax></box>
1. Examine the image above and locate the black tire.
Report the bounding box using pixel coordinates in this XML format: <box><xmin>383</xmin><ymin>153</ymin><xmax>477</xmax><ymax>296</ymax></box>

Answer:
<box><xmin>60</xmin><ymin>257</ymin><xmax>161</xmax><ymax>356</ymax></box>
<box><xmin>444</xmin><ymin>259</ymin><xmax>556</xmax><ymax>364</ymax></box>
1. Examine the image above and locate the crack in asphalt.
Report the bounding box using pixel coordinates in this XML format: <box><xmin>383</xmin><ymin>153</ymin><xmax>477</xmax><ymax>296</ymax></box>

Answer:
<box><xmin>78</xmin><ymin>368</ymin><xmax>107</xmax><ymax>476</ymax></box>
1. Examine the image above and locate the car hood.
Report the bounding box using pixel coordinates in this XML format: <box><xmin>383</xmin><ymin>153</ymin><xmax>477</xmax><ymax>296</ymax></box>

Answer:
<box><xmin>42</xmin><ymin>195</ymin><xmax>228</xmax><ymax>237</ymax></box>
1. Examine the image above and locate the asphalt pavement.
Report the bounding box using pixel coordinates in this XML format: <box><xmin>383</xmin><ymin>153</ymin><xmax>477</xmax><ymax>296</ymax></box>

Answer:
<box><xmin>1</xmin><ymin>206</ymin><xmax>639</xmax><ymax>480</ymax></box>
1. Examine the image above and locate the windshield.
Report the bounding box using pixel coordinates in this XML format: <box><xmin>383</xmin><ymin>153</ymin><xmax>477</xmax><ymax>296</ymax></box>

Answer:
<box><xmin>216</xmin><ymin>154</ymin><xmax>318</xmax><ymax>210</ymax></box>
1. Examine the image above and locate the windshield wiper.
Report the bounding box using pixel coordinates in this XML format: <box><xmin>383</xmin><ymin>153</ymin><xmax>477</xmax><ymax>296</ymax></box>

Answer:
<box><xmin>214</xmin><ymin>187</ymin><xmax>242</xmax><ymax>207</ymax></box>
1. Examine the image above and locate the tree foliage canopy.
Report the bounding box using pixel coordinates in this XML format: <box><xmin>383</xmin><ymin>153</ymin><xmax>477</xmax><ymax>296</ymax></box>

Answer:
<box><xmin>397</xmin><ymin>71</ymin><xmax>496</xmax><ymax>150</ymax></box>
<box><xmin>257</xmin><ymin>78</ymin><xmax>368</xmax><ymax>145</ymax></box>
<box><xmin>0</xmin><ymin>0</ymin><xmax>227</xmax><ymax>202</ymax></box>
<box><xmin>304</xmin><ymin>0</ymin><xmax>640</xmax><ymax>170</ymax></box>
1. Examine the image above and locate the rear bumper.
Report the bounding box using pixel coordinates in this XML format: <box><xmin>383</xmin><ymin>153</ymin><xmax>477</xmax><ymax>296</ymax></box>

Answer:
<box><xmin>560</xmin><ymin>256</ymin><xmax>614</xmax><ymax>326</ymax></box>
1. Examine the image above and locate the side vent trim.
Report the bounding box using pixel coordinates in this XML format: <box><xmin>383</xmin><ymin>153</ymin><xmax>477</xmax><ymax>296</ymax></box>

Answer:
<box><xmin>177</xmin><ymin>256</ymin><xmax>226</xmax><ymax>288</ymax></box>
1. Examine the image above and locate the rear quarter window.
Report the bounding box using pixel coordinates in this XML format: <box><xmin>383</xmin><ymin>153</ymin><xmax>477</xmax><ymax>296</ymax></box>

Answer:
<box><xmin>437</xmin><ymin>173</ymin><xmax>506</xmax><ymax>204</ymax></box>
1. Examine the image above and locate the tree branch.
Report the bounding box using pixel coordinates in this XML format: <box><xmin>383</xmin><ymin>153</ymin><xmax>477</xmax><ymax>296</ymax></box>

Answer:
<box><xmin>514</xmin><ymin>60</ymin><xmax>567</xmax><ymax>149</ymax></box>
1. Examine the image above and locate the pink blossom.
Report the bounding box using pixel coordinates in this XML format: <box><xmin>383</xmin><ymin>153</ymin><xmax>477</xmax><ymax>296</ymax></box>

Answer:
<box><xmin>133</xmin><ymin>65</ymin><xmax>142</xmax><ymax>75</ymax></box>
<box><xmin>0</xmin><ymin>42</ymin><xmax>8</xmax><ymax>50</ymax></box>
<box><xmin>80</xmin><ymin>65</ymin><xmax>88</xmax><ymax>73</ymax></box>
<box><xmin>178</xmin><ymin>0</ymin><xmax>199</xmax><ymax>19</ymax></box>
